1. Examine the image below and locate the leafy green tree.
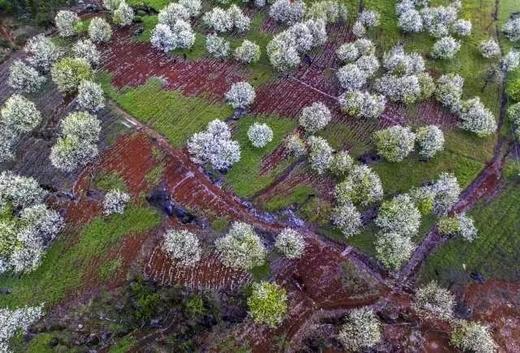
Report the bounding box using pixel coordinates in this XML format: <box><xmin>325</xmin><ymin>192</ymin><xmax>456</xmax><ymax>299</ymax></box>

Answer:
<box><xmin>247</xmin><ymin>281</ymin><xmax>288</xmax><ymax>328</ymax></box>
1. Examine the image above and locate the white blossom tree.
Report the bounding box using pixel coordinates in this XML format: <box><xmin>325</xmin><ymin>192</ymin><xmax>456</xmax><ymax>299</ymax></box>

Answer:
<box><xmin>163</xmin><ymin>229</ymin><xmax>201</xmax><ymax>266</ymax></box>
<box><xmin>103</xmin><ymin>0</ymin><xmax>122</xmax><ymax>11</ymax></box>
<box><xmin>103</xmin><ymin>189</ymin><xmax>130</xmax><ymax>215</ymax></box>
<box><xmin>0</xmin><ymin>305</ymin><xmax>44</xmax><ymax>352</ymax></box>
<box><xmin>336</xmin><ymin>63</ymin><xmax>367</xmax><ymax>91</ymax></box>
<box><xmin>338</xmin><ymin>308</ymin><xmax>382</xmax><ymax>351</ymax></box>
<box><xmin>374</xmin><ymin>125</ymin><xmax>416</xmax><ymax>162</ymax></box>
<box><xmin>228</xmin><ymin>4</ymin><xmax>251</xmax><ymax>32</ymax></box>
<box><xmin>247</xmin><ymin>281</ymin><xmax>288</xmax><ymax>328</ymax></box>
<box><xmin>451</xmin><ymin>321</ymin><xmax>497</xmax><ymax>353</ymax></box>
<box><xmin>413</xmin><ymin>281</ymin><xmax>455</xmax><ymax>320</ymax></box>
<box><xmin>203</xmin><ymin>7</ymin><xmax>233</xmax><ymax>32</ymax></box>
<box><xmin>307</xmin><ymin>135</ymin><xmax>333</xmax><ymax>174</ymax></box>
<box><xmin>179</xmin><ymin>0</ymin><xmax>202</xmax><ymax>17</ymax></box>
<box><xmin>0</xmin><ymin>171</ymin><xmax>46</xmax><ymax>209</ymax></box>
<box><xmin>375</xmin><ymin>75</ymin><xmax>423</xmax><ymax>105</ymax></box>
<box><xmin>375</xmin><ymin>194</ymin><xmax>421</xmax><ymax>237</ymax></box>
<box><xmin>451</xmin><ymin>19</ymin><xmax>472</xmax><ymax>37</ymax></box>
<box><xmin>234</xmin><ymin>39</ymin><xmax>261</xmax><ymax>64</ymax></box>
<box><xmin>269</xmin><ymin>0</ymin><xmax>306</xmax><ymax>25</ymax></box>
<box><xmin>438</xmin><ymin>213</ymin><xmax>478</xmax><ymax>241</ymax></box>
<box><xmin>187</xmin><ymin>119</ymin><xmax>240</xmax><ymax>170</ymax></box>
<box><xmin>432</xmin><ymin>36</ymin><xmax>461</xmax><ymax>59</ymax></box>
<box><xmin>375</xmin><ymin>232</ymin><xmax>415</xmax><ymax>270</ymax></box>
<box><xmin>266</xmin><ymin>35</ymin><xmax>301</xmax><ymax>72</ymax></box>
<box><xmin>275</xmin><ymin>228</ymin><xmax>305</xmax><ymax>259</ymax></box>
<box><xmin>420</xmin><ymin>4</ymin><xmax>458</xmax><ymax>38</ymax></box>
<box><xmin>331</xmin><ymin>202</ymin><xmax>362</xmax><ymax>237</ymax></box>
<box><xmin>51</xmin><ymin>57</ymin><xmax>93</xmax><ymax>94</ymax></box>
<box><xmin>216</xmin><ymin>221</ymin><xmax>266</xmax><ymax>270</ymax></box>
<box><xmin>415</xmin><ymin>125</ymin><xmax>445</xmax><ymax>159</ymax></box>
<box><xmin>508</xmin><ymin>103</ymin><xmax>520</xmax><ymax>140</ymax></box>
<box><xmin>151</xmin><ymin>24</ymin><xmax>175</xmax><ymax>53</ymax></box>
<box><xmin>458</xmin><ymin>97</ymin><xmax>497</xmax><ymax>137</ymax></box>
<box><xmin>339</xmin><ymin>90</ymin><xmax>386</xmax><ymax>119</ymax></box>
<box><xmin>50</xmin><ymin>111</ymin><xmax>101</xmax><ymax>172</ymax></box>
<box><xmin>431</xmin><ymin>172</ymin><xmax>461</xmax><ymax>216</ymax></box>
<box><xmin>286</xmin><ymin>133</ymin><xmax>307</xmax><ymax>157</ymax></box>
<box><xmin>435</xmin><ymin>73</ymin><xmax>464</xmax><ymax>112</ymax></box>
<box><xmin>1</xmin><ymin>94</ymin><xmax>42</xmax><ymax>134</ymax></box>
<box><xmin>225</xmin><ymin>81</ymin><xmax>255</xmax><ymax>109</ymax></box>
<box><xmin>299</xmin><ymin>102</ymin><xmax>332</xmax><ymax>133</ymax></box>
<box><xmin>500</xmin><ymin>49</ymin><xmax>520</xmax><ymax>72</ymax></box>
<box><xmin>503</xmin><ymin>17</ymin><xmax>520</xmax><ymax>42</ymax></box>
<box><xmin>159</xmin><ymin>3</ymin><xmax>190</xmax><ymax>28</ymax></box>
<box><xmin>356</xmin><ymin>54</ymin><xmax>380</xmax><ymax>77</ymax></box>
<box><xmin>72</xmin><ymin>39</ymin><xmax>101</xmax><ymax>66</ymax></box>
<box><xmin>55</xmin><ymin>10</ymin><xmax>79</xmax><ymax>37</ymax></box>
<box><xmin>206</xmin><ymin>33</ymin><xmax>230</xmax><ymax>59</ymax></box>
<box><xmin>171</xmin><ymin>19</ymin><xmax>196</xmax><ymax>49</ymax></box>
<box><xmin>88</xmin><ymin>17</ymin><xmax>112</xmax><ymax>43</ymax></box>
<box><xmin>113</xmin><ymin>0</ymin><xmax>134</xmax><ymax>26</ymax></box>
<box><xmin>329</xmin><ymin>150</ymin><xmax>354</xmax><ymax>178</ymax></box>
<box><xmin>335</xmin><ymin>165</ymin><xmax>383</xmax><ymax>206</ymax></box>
<box><xmin>479</xmin><ymin>39</ymin><xmax>501</xmax><ymax>59</ymax></box>
<box><xmin>24</xmin><ymin>34</ymin><xmax>61</xmax><ymax>72</ymax></box>
<box><xmin>398</xmin><ymin>8</ymin><xmax>423</xmax><ymax>33</ymax></box>
<box><xmin>336</xmin><ymin>42</ymin><xmax>360</xmax><ymax>63</ymax></box>
<box><xmin>77</xmin><ymin>80</ymin><xmax>105</xmax><ymax>112</ymax></box>
<box><xmin>8</xmin><ymin>60</ymin><xmax>46</xmax><ymax>94</ymax></box>
<box><xmin>248</xmin><ymin>123</ymin><xmax>273</xmax><ymax>148</ymax></box>
<box><xmin>358</xmin><ymin>9</ymin><xmax>380</xmax><ymax>28</ymax></box>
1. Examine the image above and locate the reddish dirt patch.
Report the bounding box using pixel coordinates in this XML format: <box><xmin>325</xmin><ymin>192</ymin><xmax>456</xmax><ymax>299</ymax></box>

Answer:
<box><xmin>101</xmin><ymin>28</ymin><xmax>246</xmax><ymax>100</ymax></box>
<box><xmin>463</xmin><ymin>280</ymin><xmax>520</xmax><ymax>353</ymax></box>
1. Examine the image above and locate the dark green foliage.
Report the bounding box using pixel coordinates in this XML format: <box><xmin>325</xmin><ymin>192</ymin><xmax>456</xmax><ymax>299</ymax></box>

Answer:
<box><xmin>5</xmin><ymin>0</ymin><xmax>74</xmax><ymax>26</ymax></box>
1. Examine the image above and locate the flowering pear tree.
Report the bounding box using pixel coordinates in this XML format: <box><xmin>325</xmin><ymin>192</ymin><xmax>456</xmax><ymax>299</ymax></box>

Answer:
<box><xmin>55</xmin><ymin>10</ymin><xmax>79</xmax><ymax>37</ymax></box>
<box><xmin>163</xmin><ymin>229</ymin><xmax>201</xmax><ymax>266</ymax></box>
<box><xmin>247</xmin><ymin>123</ymin><xmax>273</xmax><ymax>148</ymax></box>
<box><xmin>275</xmin><ymin>228</ymin><xmax>305</xmax><ymax>259</ymax></box>
<box><xmin>225</xmin><ymin>82</ymin><xmax>255</xmax><ymax>109</ymax></box>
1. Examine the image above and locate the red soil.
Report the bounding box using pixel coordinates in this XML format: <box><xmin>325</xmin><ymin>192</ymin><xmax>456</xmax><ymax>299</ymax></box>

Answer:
<box><xmin>101</xmin><ymin>28</ymin><xmax>246</xmax><ymax>100</ymax></box>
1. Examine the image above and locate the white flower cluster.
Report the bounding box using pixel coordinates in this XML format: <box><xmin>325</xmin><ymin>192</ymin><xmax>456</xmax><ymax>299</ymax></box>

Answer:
<box><xmin>24</xmin><ymin>34</ymin><xmax>62</xmax><ymax>72</ymax></box>
<box><xmin>375</xmin><ymin>194</ymin><xmax>421</xmax><ymax>237</ymax></box>
<box><xmin>307</xmin><ymin>135</ymin><xmax>333</xmax><ymax>174</ymax></box>
<box><xmin>187</xmin><ymin>119</ymin><xmax>240</xmax><ymax>170</ymax></box>
<box><xmin>352</xmin><ymin>9</ymin><xmax>380</xmax><ymax>38</ymax></box>
<box><xmin>88</xmin><ymin>17</ymin><xmax>113</xmax><ymax>43</ymax></box>
<box><xmin>415</xmin><ymin>125</ymin><xmax>445</xmax><ymax>159</ymax></box>
<box><xmin>55</xmin><ymin>10</ymin><xmax>79</xmax><ymax>37</ymax></box>
<box><xmin>413</xmin><ymin>281</ymin><xmax>455</xmax><ymax>320</ymax></box>
<box><xmin>329</xmin><ymin>150</ymin><xmax>354</xmax><ymax>178</ymax></box>
<box><xmin>77</xmin><ymin>80</ymin><xmax>105</xmax><ymax>112</ymax></box>
<box><xmin>269</xmin><ymin>0</ymin><xmax>306</xmax><ymax>25</ymax></box>
<box><xmin>336</xmin><ymin>38</ymin><xmax>375</xmax><ymax>63</ymax></box>
<box><xmin>7</xmin><ymin>59</ymin><xmax>46</xmax><ymax>94</ymax></box>
<box><xmin>153</xmin><ymin>4</ymin><xmax>197</xmax><ymax>53</ymax></box>
<box><xmin>151</xmin><ymin>24</ymin><xmax>176</xmax><ymax>53</ymax></box>
<box><xmin>267</xmin><ymin>19</ymin><xmax>327</xmax><ymax>71</ymax></box>
<box><xmin>225</xmin><ymin>81</ymin><xmax>256</xmax><ymax>109</ymax></box>
<box><xmin>375</xmin><ymin>231</ymin><xmax>415</xmax><ymax>270</ymax></box>
<box><xmin>339</xmin><ymin>90</ymin><xmax>386</xmax><ymax>119</ymax></box>
<box><xmin>103</xmin><ymin>189</ymin><xmax>130</xmax><ymax>215</ymax></box>
<box><xmin>306</xmin><ymin>0</ymin><xmax>348</xmax><ymax>24</ymax></box>
<box><xmin>451</xmin><ymin>321</ymin><xmax>497</xmax><ymax>353</ymax></box>
<box><xmin>50</xmin><ymin>111</ymin><xmax>101</xmax><ymax>172</ymax></box>
<box><xmin>285</xmin><ymin>134</ymin><xmax>307</xmax><ymax>157</ymax></box>
<box><xmin>72</xmin><ymin>39</ymin><xmax>101</xmax><ymax>66</ymax></box>
<box><xmin>234</xmin><ymin>40</ymin><xmax>261</xmax><ymax>64</ymax></box>
<box><xmin>179</xmin><ymin>0</ymin><xmax>201</xmax><ymax>17</ymax></box>
<box><xmin>435</xmin><ymin>73</ymin><xmax>464</xmax><ymax>112</ymax></box>
<box><xmin>113</xmin><ymin>0</ymin><xmax>135</xmax><ymax>27</ymax></box>
<box><xmin>375</xmin><ymin>46</ymin><xmax>433</xmax><ymax>105</ymax></box>
<box><xmin>479</xmin><ymin>39</ymin><xmax>501</xmax><ymax>59</ymax></box>
<box><xmin>275</xmin><ymin>228</ymin><xmax>305</xmax><ymax>259</ymax></box>
<box><xmin>431</xmin><ymin>36</ymin><xmax>461</xmax><ymax>59</ymax></box>
<box><xmin>338</xmin><ymin>308</ymin><xmax>382</xmax><ymax>351</ymax></box>
<box><xmin>331</xmin><ymin>202</ymin><xmax>362</xmax><ymax>237</ymax></box>
<box><xmin>458</xmin><ymin>97</ymin><xmax>497</xmax><ymax>137</ymax></box>
<box><xmin>335</xmin><ymin>165</ymin><xmax>384</xmax><ymax>207</ymax></box>
<box><xmin>503</xmin><ymin>17</ymin><xmax>520</xmax><ymax>42</ymax></box>
<box><xmin>374</xmin><ymin>125</ymin><xmax>416</xmax><ymax>162</ymax></box>
<box><xmin>336</xmin><ymin>63</ymin><xmax>368</xmax><ymax>91</ymax></box>
<box><xmin>431</xmin><ymin>172</ymin><xmax>461</xmax><ymax>216</ymax></box>
<box><xmin>215</xmin><ymin>221</ymin><xmax>266</xmax><ymax>270</ymax></box>
<box><xmin>159</xmin><ymin>2</ymin><xmax>190</xmax><ymax>27</ymax></box>
<box><xmin>500</xmin><ymin>49</ymin><xmax>520</xmax><ymax>73</ymax></box>
<box><xmin>0</xmin><ymin>172</ymin><xmax>64</xmax><ymax>274</ymax></box>
<box><xmin>206</xmin><ymin>33</ymin><xmax>230</xmax><ymax>59</ymax></box>
<box><xmin>0</xmin><ymin>305</ymin><xmax>44</xmax><ymax>353</ymax></box>
<box><xmin>203</xmin><ymin>5</ymin><xmax>250</xmax><ymax>33</ymax></box>
<box><xmin>247</xmin><ymin>122</ymin><xmax>273</xmax><ymax>148</ymax></box>
<box><xmin>299</xmin><ymin>102</ymin><xmax>332</xmax><ymax>133</ymax></box>
<box><xmin>162</xmin><ymin>229</ymin><xmax>201</xmax><ymax>266</ymax></box>
<box><xmin>508</xmin><ymin>103</ymin><xmax>520</xmax><ymax>140</ymax></box>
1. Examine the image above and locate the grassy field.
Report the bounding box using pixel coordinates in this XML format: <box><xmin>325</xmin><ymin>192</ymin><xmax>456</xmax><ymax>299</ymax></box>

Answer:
<box><xmin>100</xmin><ymin>75</ymin><xmax>234</xmax><ymax>147</ymax></box>
<box><xmin>0</xmin><ymin>206</ymin><xmax>161</xmax><ymax>308</ymax></box>
<box><xmin>419</xmin><ymin>175</ymin><xmax>520</xmax><ymax>285</ymax></box>
<box><xmin>225</xmin><ymin>115</ymin><xmax>297</xmax><ymax>198</ymax></box>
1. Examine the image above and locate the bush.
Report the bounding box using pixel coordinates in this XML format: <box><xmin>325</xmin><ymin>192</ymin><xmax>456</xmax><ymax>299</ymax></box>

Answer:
<box><xmin>247</xmin><ymin>282</ymin><xmax>288</xmax><ymax>328</ymax></box>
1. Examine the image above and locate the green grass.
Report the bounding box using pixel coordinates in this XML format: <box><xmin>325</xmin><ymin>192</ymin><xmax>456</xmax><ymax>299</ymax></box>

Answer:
<box><xmin>127</xmin><ymin>0</ymin><xmax>171</xmax><ymax>11</ymax></box>
<box><xmin>263</xmin><ymin>185</ymin><xmax>315</xmax><ymax>212</ymax></box>
<box><xmin>145</xmin><ymin>163</ymin><xmax>165</xmax><ymax>186</ymax></box>
<box><xmin>0</xmin><ymin>206</ymin><xmax>161</xmax><ymax>308</ymax></box>
<box><xmin>95</xmin><ymin>171</ymin><xmax>127</xmax><ymax>192</ymax></box>
<box><xmin>99</xmin><ymin>257</ymin><xmax>123</xmax><ymax>281</ymax></box>
<box><xmin>224</xmin><ymin>115</ymin><xmax>297</xmax><ymax>198</ymax></box>
<box><xmin>100</xmin><ymin>75</ymin><xmax>234</xmax><ymax>147</ymax></box>
<box><xmin>109</xmin><ymin>336</ymin><xmax>137</xmax><ymax>353</ymax></box>
<box><xmin>419</xmin><ymin>179</ymin><xmax>520</xmax><ymax>285</ymax></box>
